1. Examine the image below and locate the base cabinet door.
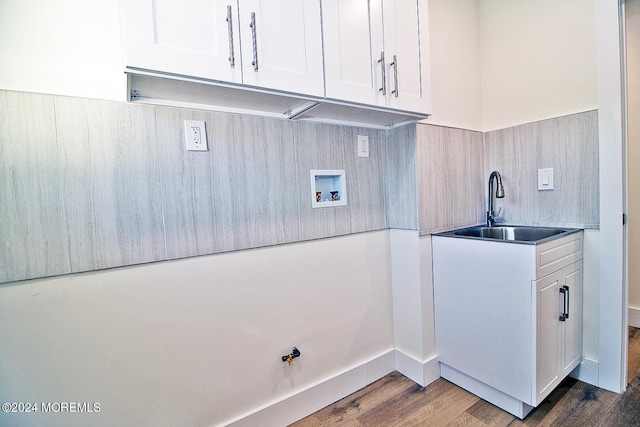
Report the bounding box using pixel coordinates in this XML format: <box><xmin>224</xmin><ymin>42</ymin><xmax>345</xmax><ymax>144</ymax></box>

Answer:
<box><xmin>535</xmin><ymin>270</ymin><xmax>562</xmax><ymax>403</ymax></box>
<box><xmin>535</xmin><ymin>261</ymin><xmax>583</xmax><ymax>405</ymax></box>
<box><xmin>561</xmin><ymin>261</ymin><xmax>583</xmax><ymax>376</ymax></box>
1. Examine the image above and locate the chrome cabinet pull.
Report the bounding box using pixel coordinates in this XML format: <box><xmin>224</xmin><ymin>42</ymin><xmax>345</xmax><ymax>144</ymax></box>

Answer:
<box><xmin>378</xmin><ymin>51</ymin><xmax>386</xmax><ymax>95</ymax></box>
<box><xmin>390</xmin><ymin>54</ymin><xmax>398</xmax><ymax>97</ymax></box>
<box><xmin>250</xmin><ymin>12</ymin><xmax>258</xmax><ymax>71</ymax></box>
<box><xmin>226</xmin><ymin>5</ymin><xmax>235</xmax><ymax>67</ymax></box>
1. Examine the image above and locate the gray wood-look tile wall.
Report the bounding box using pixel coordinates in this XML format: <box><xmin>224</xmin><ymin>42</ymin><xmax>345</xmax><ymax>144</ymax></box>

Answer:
<box><xmin>55</xmin><ymin>97</ymin><xmax>165</xmax><ymax>272</ymax></box>
<box><xmin>0</xmin><ymin>91</ymin><xmax>69</xmax><ymax>281</ymax></box>
<box><xmin>0</xmin><ymin>89</ymin><xmax>599</xmax><ymax>284</ymax></box>
<box><xmin>385</xmin><ymin>125</ymin><xmax>418</xmax><ymax>230</ymax></box>
<box><xmin>0</xmin><ymin>90</ymin><xmax>389</xmax><ymax>284</ymax></box>
<box><xmin>484</xmin><ymin>111</ymin><xmax>599</xmax><ymax>228</ymax></box>
<box><xmin>415</xmin><ymin>110</ymin><xmax>599</xmax><ymax>233</ymax></box>
<box><xmin>416</xmin><ymin>124</ymin><xmax>485</xmax><ymax>234</ymax></box>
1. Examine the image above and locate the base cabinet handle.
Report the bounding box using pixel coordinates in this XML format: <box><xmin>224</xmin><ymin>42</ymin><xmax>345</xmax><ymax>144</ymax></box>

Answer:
<box><xmin>559</xmin><ymin>285</ymin><xmax>569</xmax><ymax>321</ymax></box>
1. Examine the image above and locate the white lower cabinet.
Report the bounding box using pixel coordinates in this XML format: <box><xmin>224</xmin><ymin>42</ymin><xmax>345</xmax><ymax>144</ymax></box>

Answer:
<box><xmin>432</xmin><ymin>231</ymin><xmax>583</xmax><ymax>418</ymax></box>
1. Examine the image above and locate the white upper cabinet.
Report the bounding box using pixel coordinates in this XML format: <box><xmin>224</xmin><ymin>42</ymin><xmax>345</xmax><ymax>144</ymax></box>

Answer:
<box><xmin>121</xmin><ymin>0</ymin><xmax>429</xmax><ymax>125</ymax></box>
<box><xmin>381</xmin><ymin>0</ymin><xmax>430</xmax><ymax>113</ymax></box>
<box><xmin>122</xmin><ymin>0</ymin><xmax>324</xmax><ymax>97</ymax></box>
<box><xmin>321</xmin><ymin>0</ymin><xmax>384</xmax><ymax>106</ymax></box>
<box><xmin>322</xmin><ymin>0</ymin><xmax>431</xmax><ymax>114</ymax></box>
<box><xmin>122</xmin><ymin>0</ymin><xmax>243</xmax><ymax>84</ymax></box>
<box><xmin>238</xmin><ymin>0</ymin><xmax>324</xmax><ymax>96</ymax></box>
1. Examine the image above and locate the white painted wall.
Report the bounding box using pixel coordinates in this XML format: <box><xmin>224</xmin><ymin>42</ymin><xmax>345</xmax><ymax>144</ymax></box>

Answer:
<box><xmin>627</xmin><ymin>0</ymin><xmax>640</xmax><ymax>328</ymax></box>
<box><xmin>595</xmin><ymin>0</ymin><xmax>626</xmax><ymax>393</ymax></box>
<box><xmin>0</xmin><ymin>232</ymin><xmax>395</xmax><ymax>426</ymax></box>
<box><xmin>419</xmin><ymin>236</ymin><xmax>437</xmax><ymax>362</ymax></box>
<box><xmin>424</xmin><ymin>0</ymin><xmax>598</xmax><ymax>133</ymax></box>
<box><xmin>580</xmin><ymin>230</ymin><xmax>601</xmax><ymax>382</ymax></box>
<box><xmin>388</xmin><ymin>230</ymin><xmax>439</xmax><ymax>387</ymax></box>
<box><xmin>479</xmin><ymin>0</ymin><xmax>598</xmax><ymax>131</ymax></box>
<box><xmin>391</xmin><ymin>230</ymin><xmax>423</xmax><ymax>360</ymax></box>
<box><xmin>422</xmin><ymin>0</ymin><xmax>483</xmax><ymax>131</ymax></box>
<box><xmin>0</xmin><ymin>0</ymin><xmax>124</xmax><ymax>101</ymax></box>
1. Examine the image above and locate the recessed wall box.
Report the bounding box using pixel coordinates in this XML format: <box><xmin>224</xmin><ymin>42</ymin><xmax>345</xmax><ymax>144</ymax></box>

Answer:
<box><xmin>310</xmin><ymin>170</ymin><xmax>347</xmax><ymax>208</ymax></box>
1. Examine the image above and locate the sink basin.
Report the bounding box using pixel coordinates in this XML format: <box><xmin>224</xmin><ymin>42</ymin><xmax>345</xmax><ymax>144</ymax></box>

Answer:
<box><xmin>436</xmin><ymin>225</ymin><xmax>579</xmax><ymax>244</ymax></box>
<box><xmin>454</xmin><ymin>226</ymin><xmax>566</xmax><ymax>241</ymax></box>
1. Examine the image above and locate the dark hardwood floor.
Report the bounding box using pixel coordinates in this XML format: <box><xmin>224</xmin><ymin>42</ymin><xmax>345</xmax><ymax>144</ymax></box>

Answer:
<box><xmin>290</xmin><ymin>328</ymin><xmax>640</xmax><ymax>426</ymax></box>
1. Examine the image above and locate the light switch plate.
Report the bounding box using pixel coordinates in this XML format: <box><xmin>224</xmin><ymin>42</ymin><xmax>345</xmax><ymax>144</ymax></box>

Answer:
<box><xmin>357</xmin><ymin>135</ymin><xmax>369</xmax><ymax>158</ymax></box>
<box><xmin>184</xmin><ymin>120</ymin><xmax>208</xmax><ymax>151</ymax></box>
<box><xmin>538</xmin><ymin>168</ymin><xmax>554</xmax><ymax>190</ymax></box>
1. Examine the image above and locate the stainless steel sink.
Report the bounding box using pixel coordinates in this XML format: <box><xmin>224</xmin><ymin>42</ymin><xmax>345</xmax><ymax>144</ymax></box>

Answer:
<box><xmin>454</xmin><ymin>226</ymin><xmax>566</xmax><ymax>241</ymax></box>
<box><xmin>436</xmin><ymin>225</ymin><xmax>580</xmax><ymax>244</ymax></box>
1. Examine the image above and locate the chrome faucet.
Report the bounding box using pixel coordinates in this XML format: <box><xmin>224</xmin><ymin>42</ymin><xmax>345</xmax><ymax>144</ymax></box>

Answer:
<box><xmin>487</xmin><ymin>171</ymin><xmax>505</xmax><ymax>227</ymax></box>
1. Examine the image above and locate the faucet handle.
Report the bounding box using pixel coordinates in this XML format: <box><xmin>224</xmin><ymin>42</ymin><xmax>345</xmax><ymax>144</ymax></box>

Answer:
<box><xmin>493</xmin><ymin>207</ymin><xmax>503</xmax><ymax>224</ymax></box>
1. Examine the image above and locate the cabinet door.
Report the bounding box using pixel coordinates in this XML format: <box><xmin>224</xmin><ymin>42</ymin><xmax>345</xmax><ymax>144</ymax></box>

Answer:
<box><xmin>122</xmin><ymin>0</ymin><xmax>242</xmax><ymax>84</ymax></box>
<box><xmin>381</xmin><ymin>0</ymin><xmax>431</xmax><ymax>113</ymax></box>
<box><xmin>534</xmin><ymin>261</ymin><xmax>583</xmax><ymax>406</ymax></box>
<box><xmin>322</xmin><ymin>0</ymin><xmax>385</xmax><ymax>106</ymax></box>
<box><xmin>535</xmin><ymin>270</ymin><xmax>562</xmax><ymax>405</ymax></box>
<box><xmin>561</xmin><ymin>261</ymin><xmax>583</xmax><ymax>375</ymax></box>
<box><xmin>238</xmin><ymin>0</ymin><xmax>324</xmax><ymax>97</ymax></box>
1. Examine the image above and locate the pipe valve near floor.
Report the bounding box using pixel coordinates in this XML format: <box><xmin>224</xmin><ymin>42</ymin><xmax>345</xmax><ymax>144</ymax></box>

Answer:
<box><xmin>281</xmin><ymin>347</ymin><xmax>301</xmax><ymax>365</ymax></box>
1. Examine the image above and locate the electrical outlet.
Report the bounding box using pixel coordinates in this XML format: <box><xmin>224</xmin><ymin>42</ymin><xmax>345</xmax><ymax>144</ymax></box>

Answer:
<box><xmin>184</xmin><ymin>120</ymin><xmax>208</xmax><ymax>151</ymax></box>
<box><xmin>357</xmin><ymin>135</ymin><xmax>369</xmax><ymax>157</ymax></box>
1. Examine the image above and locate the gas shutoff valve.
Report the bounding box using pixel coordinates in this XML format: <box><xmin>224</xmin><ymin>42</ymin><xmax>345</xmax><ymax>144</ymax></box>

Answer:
<box><xmin>281</xmin><ymin>347</ymin><xmax>301</xmax><ymax>365</ymax></box>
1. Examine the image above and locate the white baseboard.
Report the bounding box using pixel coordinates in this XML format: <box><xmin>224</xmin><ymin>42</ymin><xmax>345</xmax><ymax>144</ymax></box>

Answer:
<box><xmin>571</xmin><ymin>357</ymin><xmax>599</xmax><ymax>385</ymax></box>
<box><xmin>224</xmin><ymin>350</ymin><xmax>597</xmax><ymax>426</ymax></box>
<box><xmin>629</xmin><ymin>307</ymin><xmax>640</xmax><ymax>328</ymax></box>
<box><xmin>224</xmin><ymin>350</ymin><xmax>396</xmax><ymax>427</ymax></box>
<box><xmin>394</xmin><ymin>351</ymin><xmax>440</xmax><ymax>387</ymax></box>
<box><xmin>224</xmin><ymin>350</ymin><xmax>439</xmax><ymax>427</ymax></box>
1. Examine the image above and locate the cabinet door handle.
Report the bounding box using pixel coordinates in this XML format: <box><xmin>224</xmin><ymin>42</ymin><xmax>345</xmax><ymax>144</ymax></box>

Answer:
<box><xmin>226</xmin><ymin>5</ymin><xmax>235</xmax><ymax>67</ymax></box>
<box><xmin>378</xmin><ymin>51</ymin><xmax>386</xmax><ymax>95</ymax></box>
<box><xmin>559</xmin><ymin>285</ymin><xmax>570</xmax><ymax>321</ymax></box>
<box><xmin>249</xmin><ymin>12</ymin><xmax>258</xmax><ymax>71</ymax></box>
<box><xmin>390</xmin><ymin>55</ymin><xmax>398</xmax><ymax>97</ymax></box>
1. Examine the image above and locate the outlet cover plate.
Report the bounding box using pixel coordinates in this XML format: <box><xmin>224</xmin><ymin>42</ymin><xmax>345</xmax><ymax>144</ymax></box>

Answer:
<box><xmin>538</xmin><ymin>168</ymin><xmax>554</xmax><ymax>190</ymax></box>
<box><xmin>357</xmin><ymin>135</ymin><xmax>369</xmax><ymax>158</ymax></box>
<box><xmin>184</xmin><ymin>120</ymin><xmax>208</xmax><ymax>151</ymax></box>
